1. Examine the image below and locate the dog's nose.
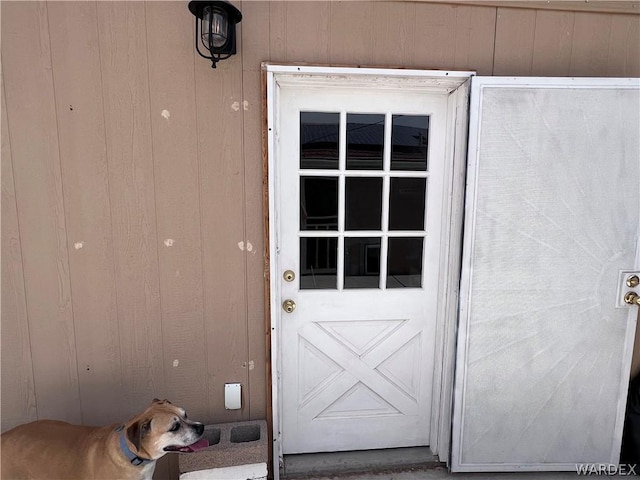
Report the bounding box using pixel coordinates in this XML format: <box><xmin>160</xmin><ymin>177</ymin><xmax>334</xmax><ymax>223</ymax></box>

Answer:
<box><xmin>195</xmin><ymin>423</ymin><xmax>204</xmax><ymax>435</ymax></box>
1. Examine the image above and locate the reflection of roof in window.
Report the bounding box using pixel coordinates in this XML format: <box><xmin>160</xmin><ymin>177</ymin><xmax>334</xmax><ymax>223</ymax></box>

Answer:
<box><xmin>392</xmin><ymin>126</ymin><xmax>428</xmax><ymax>147</ymax></box>
<box><xmin>348</xmin><ymin>123</ymin><xmax>384</xmax><ymax>147</ymax></box>
<box><xmin>301</xmin><ymin>124</ymin><xmax>338</xmax><ymax>144</ymax></box>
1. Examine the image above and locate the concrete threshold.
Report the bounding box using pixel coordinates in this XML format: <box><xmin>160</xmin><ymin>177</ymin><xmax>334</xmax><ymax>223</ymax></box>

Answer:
<box><xmin>282</xmin><ymin>447</ymin><xmax>443</xmax><ymax>479</ymax></box>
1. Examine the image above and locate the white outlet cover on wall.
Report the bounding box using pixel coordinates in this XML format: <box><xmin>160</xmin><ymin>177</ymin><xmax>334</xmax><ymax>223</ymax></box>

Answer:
<box><xmin>224</xmin><ymin>383</ymin><xmax>241</xmax><ymax>410</ymax></box>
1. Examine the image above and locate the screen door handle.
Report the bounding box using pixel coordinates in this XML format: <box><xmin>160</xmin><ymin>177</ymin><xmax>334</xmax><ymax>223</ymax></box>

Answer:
<box><xmin>624</xmin><ymin>292</ymin><xmax>640</xmax><ymax>306</ymax></box>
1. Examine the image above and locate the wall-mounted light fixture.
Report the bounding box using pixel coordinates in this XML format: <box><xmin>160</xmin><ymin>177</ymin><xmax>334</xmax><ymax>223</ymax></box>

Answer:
<box><xmin>188</xmin><ymin>1</ymin><xmax>242</xmax><ymax>68</ymax></box>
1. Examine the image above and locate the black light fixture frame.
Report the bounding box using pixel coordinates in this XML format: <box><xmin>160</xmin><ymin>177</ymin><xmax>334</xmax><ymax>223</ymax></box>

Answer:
<box><xmin>188</xmin><ymin>1</ymin><xmax>242</xmax><ymax>68</ymax></box>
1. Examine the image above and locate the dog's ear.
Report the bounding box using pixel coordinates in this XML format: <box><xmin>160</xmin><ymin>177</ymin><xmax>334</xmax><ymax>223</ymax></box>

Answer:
<box><xmin>126</xmin><ymin>419</ymin><xmax>151</xmax><ymax>452</ymax></box>
<box><xmin>152</xmin><ymin>398</ymin><xmax>172</xmax><ymax>405</ymax></box>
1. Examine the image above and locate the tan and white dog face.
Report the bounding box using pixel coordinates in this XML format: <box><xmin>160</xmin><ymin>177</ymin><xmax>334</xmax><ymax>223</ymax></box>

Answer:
<box><xmin>125</xmin><ymin>399</ymin><xmax>206</xmax><ymax>460</ymax></box>
<box><xmin>1</xmin><ymin>398</ymin><xmax>208</xmax><ymax>480</ymax></box>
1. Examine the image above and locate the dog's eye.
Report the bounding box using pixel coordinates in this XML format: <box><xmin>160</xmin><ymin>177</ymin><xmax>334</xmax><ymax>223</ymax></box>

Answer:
<box><xmin>170</xmin><ymin>423</ymin><xmax>180</xmax><ymax>432</ymax></box>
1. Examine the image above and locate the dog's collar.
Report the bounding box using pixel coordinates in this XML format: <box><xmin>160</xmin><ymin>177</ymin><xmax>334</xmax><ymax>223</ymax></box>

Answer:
<box><xmin>115</xmin><ymin>425</ymin><xmax>154</xmax><ymax>467</ymax></box>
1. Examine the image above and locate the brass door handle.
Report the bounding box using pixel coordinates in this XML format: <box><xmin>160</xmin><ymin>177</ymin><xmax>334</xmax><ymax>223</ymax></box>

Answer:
<box><xmin>624</xmin><ymin>291</ymin><xmax>640</xmax><ymax>306</ymax></box>
<box><xmin>282</xmin><ymin>299</ymin><xmax>296</xmax><ymax>313</ymax></box>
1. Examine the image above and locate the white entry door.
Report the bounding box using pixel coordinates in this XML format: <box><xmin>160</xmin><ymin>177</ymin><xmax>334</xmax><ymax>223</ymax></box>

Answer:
<box><xmin>270</xmin><ymin>73</ymin><xmax>457</xmax><ymax>454</ymax></box>
<box><xmin>452</xmin><ymin>78</ymin><xmax>640</xmax><ymax>471</ymax></box>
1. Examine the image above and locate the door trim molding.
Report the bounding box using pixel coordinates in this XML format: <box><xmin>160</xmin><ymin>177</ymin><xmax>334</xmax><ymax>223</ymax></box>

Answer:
<box><xmin>265</xmin><ymin>64</ymin><xmax>473</xmax><ymax>479</ymax></box>
<box><xmin>429</xmin><ymin>78</ymin><xmax>471</xmax><ymax>463</ymax></box>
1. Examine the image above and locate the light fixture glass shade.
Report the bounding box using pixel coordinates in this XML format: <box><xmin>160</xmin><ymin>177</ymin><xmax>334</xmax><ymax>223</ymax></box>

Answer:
<box><xmin>189</xmin><ymin>0</ymin><xmax>242</xmax><ymax>68</ymax></box>
<box><xmin>202</xmin><ymin>5</ymin><xmax>228</xmax><ymax>50</ymax></box>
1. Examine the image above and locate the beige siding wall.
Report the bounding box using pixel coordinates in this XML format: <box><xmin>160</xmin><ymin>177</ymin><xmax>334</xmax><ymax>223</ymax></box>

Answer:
<box><xmin>1</xmin><ymin>1</ymin><xmax>639</xmax><ymax>475</ymax></box>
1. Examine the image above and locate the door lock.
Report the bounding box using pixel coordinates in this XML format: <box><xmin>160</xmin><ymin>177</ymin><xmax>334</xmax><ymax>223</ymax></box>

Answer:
<box><xmin>282</xmin><ymin>299</ymin><xmax>296</xmax><ymax>313</ymax></box>
<box><xmin>617</xmin><ymin>271</ymin><xmax>640</xmax><ymax>308</ymax></box>
<box><xmin>283</xmin><ymin>270</ymin><xmax>295</xmax><ymax>282</ymax></box>
<box><xmin>624</xmin><ymin>291</ymin><xmax>640</xmax><ymax>306</ymax></box>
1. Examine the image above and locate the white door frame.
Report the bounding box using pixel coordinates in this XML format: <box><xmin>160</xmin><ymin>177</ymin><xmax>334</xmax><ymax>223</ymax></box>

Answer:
<box><xmin>265</xmin><ymin>64</ymin><xmax>474</xmax><ymax>476</ymax></box>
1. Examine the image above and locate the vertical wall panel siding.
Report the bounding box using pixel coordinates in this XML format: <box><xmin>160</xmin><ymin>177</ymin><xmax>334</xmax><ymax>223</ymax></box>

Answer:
<box><xmin>412</xmin><ymin>4</ymin><xmax>497</xmax><ymax>73</ymax></box>
<box><xmin>241</xmin><ymin>0</ymin><xmax>271</xmax><ymax>420</ymax></box>
<box><xmin>329</xmin><ymin>2</ymin><xmax>374</xmax><ymax>65</ymax></box>
<box><xmin>1</xmin><ymin>79</ymin><xmax>38</xmax><ymax>431</ymax></box>
<box><xmin>96</xmin><ymin>1</ymin><xmax>165</xmax><ymax>412</ymax></box>
<box><xmin>570</xmin><ymin>13</ymin><xmax>613</xmax><ymax>76</ymax></box>
<box><xmin>286</xmin><ymin>2</ymin><xmax>331</xmax><ymax>64</ymax></box>
<box><xmin>47</xmin><ymin>2</ymin><xmax>122</xmax><ymax>426</ymax></box>
<box><xmin>531</xmin><ymin>10</ymin><xmax>575</xmax><ymax>76</ymax></box>
<box><xmin>450</xmin><ymin>6</ymin><xmax>496</xmax><ymax>74</ymax></box>
<box><xmin>2</xmin><ymin>5</ymin><xmax>640</xmax><ymax>468</ymax></box>
<box><xmin>194</xmin><ymin>11</ymin><xmax>249</xmax><ymax>423</ymax></box>
<box><xmin>268</xmin><ymin>2</ymin><xmax>287</xmax><ymax>62</ymax></box>
<box><xmin>412</xmin><ymin>3</ymin><xmax>458</xmax><ymax>69</ymax></box>
<box><xmin>493</xmin><ymin>8</ymin><xmax>537</xmax><ymax>75</ymax></box>
<box><xmin>373</xmin><ymin>2</ymin><xmax>416</xmax><ymax>67</ymax></box>
<box><xmin>607</xmin><ymin>15</ymin><xmax>640</xmax><ymax>76</ymax></box>
<box><xmin>144</xmin><ymin>2</ymin><xmax>207</xmax><ymax>417</ymax></box>
<box><xmin>1</xmin><ymin>1</ymin><xmax>81</xmax><ymax>423</ymax></box>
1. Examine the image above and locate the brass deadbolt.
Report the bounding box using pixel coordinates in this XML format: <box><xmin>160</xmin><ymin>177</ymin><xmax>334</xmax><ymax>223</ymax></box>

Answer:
<box><xmin>283</xmin><ymin>270</ymin><xmax>295</xmax><ymax>282</ymax></box>
<box><xmin>282</xmin><ymin>299</ymin><xmax>296</xmax><ymax>313</ymax></box>
<box><xmin>627</xmin><ymin>275</ymin><xmax>640</xmax><ymax>288</ymax></box>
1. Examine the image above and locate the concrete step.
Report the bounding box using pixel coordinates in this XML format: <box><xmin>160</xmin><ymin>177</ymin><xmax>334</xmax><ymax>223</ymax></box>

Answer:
<box><xmin>282</xmin><ymin>447</ymin><xmax>443</xmax><ymax>479</ymax></box>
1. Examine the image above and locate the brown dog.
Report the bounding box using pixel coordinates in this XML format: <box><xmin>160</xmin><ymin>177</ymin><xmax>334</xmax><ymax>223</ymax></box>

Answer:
<box><xmin>1</xmin><ymin>399</ymin><xmax>208</xmax><ymax>480</ymax></box>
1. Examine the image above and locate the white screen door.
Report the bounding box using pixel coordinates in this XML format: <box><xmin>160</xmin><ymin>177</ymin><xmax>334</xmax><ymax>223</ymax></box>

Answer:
<box><xmin>452</xmin><ymin>77</ymin><xmax>640</xmax><ymax>471</ymax></box>
<box><xmin>274</xmin><ymin>80</ymin><xmax>450</xmax><ymax>454</ymax></box>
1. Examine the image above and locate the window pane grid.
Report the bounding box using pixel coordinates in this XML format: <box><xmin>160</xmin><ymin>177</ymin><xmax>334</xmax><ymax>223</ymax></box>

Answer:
<box><xmin>299</xmin><ymin>170</ymin><xmax>429</xmax><ymax>178</ymax></box>
<box><xmin>299</xmin><ymin>110</ymin><xmax>429</xmax><ymax>291</ymax></box>
<box><xmin>299</xmin><ymin>231</ymin><xmax>426</xmax><ymax>238</ymax></box>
